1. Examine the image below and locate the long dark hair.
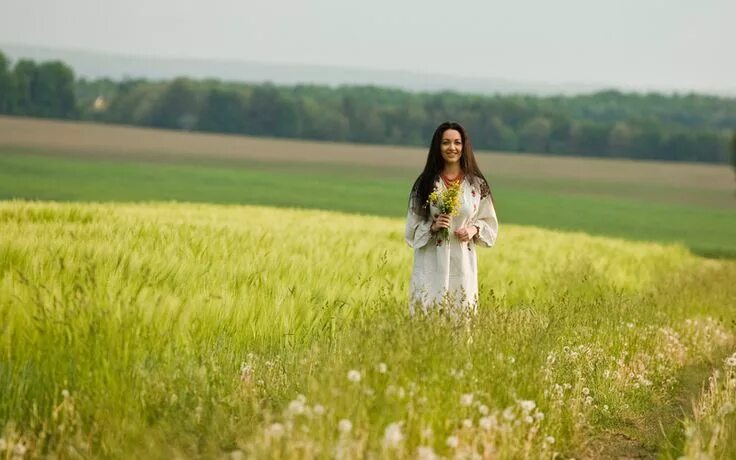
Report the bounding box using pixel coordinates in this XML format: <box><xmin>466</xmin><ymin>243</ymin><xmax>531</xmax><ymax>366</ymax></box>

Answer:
<box><xmin>410</xmin><ymin>121</ymin><xmax>493</xmax><ymax>220</ymax></box>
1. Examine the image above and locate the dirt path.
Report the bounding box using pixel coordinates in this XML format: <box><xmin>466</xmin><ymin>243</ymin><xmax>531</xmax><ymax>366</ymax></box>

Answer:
<box><xmin>577</xmin><ymin>360</ymin><xmax>719</xmax><ymax>459</ymax></box>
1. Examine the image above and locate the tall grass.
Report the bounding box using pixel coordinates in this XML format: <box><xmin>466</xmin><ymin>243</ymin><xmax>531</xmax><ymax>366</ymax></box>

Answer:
<box><xmin>1</xmin><ymin>200</ymin><xmax>734</xmax><ymax>458</ymax></box>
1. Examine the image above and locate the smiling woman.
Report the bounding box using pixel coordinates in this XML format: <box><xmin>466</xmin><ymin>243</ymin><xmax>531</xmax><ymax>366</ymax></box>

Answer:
<box><xmin>405</xmin><ymin>121</ymin><xmax>498</xmax><ymax>316</ymax></box>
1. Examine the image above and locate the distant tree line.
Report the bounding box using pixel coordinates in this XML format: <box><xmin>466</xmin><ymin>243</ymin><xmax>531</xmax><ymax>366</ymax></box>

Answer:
<box><xmin>0</xmin><ymin>52</ymin><xmax>77</xmax><ymax>119</ymax></box>
<box><xmin>2</xmin><ymin>50</ymin><xmax>735</xmax><ymax>164</ymax></box>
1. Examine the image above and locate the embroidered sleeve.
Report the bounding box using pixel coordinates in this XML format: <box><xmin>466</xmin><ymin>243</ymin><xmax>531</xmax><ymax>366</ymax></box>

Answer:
<box><xmin>470</xmin><ymin>193</ymin><xmax>499</xmax><ymax>248</ymax></box>
<box><xmin>404</xmin><ymin>196</ymin><xmax>433</xmax><ymax>249</ymax></box>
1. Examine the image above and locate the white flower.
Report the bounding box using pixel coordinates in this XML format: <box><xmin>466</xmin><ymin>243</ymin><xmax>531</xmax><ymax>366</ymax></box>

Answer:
<box><xmin>446</xmin><ymin>435</ymin><xmax>459</xmax><ymax>448</ymax></box>
<box><xmin>585</xmin><ymin>396</ymin><xmax>594</xmax><ymax>405</ymax></box>
<box><xmin>545</xmin><ymin>436</ymin><xmax>556</xmax><ymax>445</ymax></box>
<box><xmin>416</xmin><ymin>446</ymin><xmax>438</xmax><ymax>460</ymax></box>
<box><xmin>269</xmin><ymin>423</ymin><xmax>285</xmax><ymax>439</ymax></box>
<box><xmin>62</xmin><ymin>389</ymin><xmax>70</xmax><ymax>398</ymax></box>
<box><xmin>717</xmin><ymin>402</ymin><xmax>735</xmax><ymax>417</ymax></box>
<box><xmin>313</xmin><ymin>404</ymin><xmax>325</xmax><ymax>416</ymax></box>
<box><xmin>382</xmin><ymin>422</ymin><xmax>404</xmax><ymax>449</ymax></box>
<box><xmin>338</xmin><ymin>419</ymin><xmax>353</xmax><ymax>434</ymax></box>
<box><xmin>240</xmin><ymin>363</ymin><xmax>253</xmax><ymax>382</ymax></box>
<box><xmin>503</xmin><ymin>407</ymin><xmax>516</xmax><ymax>421</ymax></box>
<box><xmin>524</xmin><ymin>415</ymin><xmax>534</xmax><ymax>424</ymax></box>
<box><xmin>478</xmin><ymin>404</ymin><xmax>489</xmax><ymax>415</ymax></box>
<box><xmin>377</xmin><ymin>362</ymin><xmax>388</xmax><ymax>374</ymax></box>
<box><xmin>519</xmin><ymin>400</ymin><xmax>536</xmax><ymax>413</ymax></box>
<box><xmin>582</xmin><ymin>387</ymin><xmax>590</xmax><ymax>395</ymax></box>
<box><xmin>479</xmin><ymin>416</ymin><xmax>495</xmax><ymax>431</ymax></box>
<box><xmin>288</xmin><ymin>399</ymin><xmax>305</xmax><ymax>415</ymax></box>
<box><xmin>462</xmin><ymin>418</ymin><xmax>473</xmax><ymax>428</ymax></box>
<box><xmin>12</xmin><ymin>443</ymin><xmax>27</xmax><ymax>456</ymax></box>
<box><xmin>460</xmin><ymin>393</ymin><xmax>474</xmax><ymax>407</ymax></box>
<box><xmin>603</xmin><ymin>405</ymin><xmax>609</xmax><ymax>411</ymax></box>
<box><xmin>534</xmin><ymin>411</ymin><xmax>545</xmax><ymax>421</ymax></box>
<box><xmin>347</xmin><ymin>370</ymin><xmax>361</xmax><ymax>383</ymax></box>
<box><xmin>725</xmin><ymin>355</ymin><xmax>736</xmax><ymax>367</ymax></box>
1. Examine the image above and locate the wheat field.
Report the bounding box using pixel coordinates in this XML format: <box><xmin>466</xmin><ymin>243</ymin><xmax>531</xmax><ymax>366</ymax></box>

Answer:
<box><xmin>1</xmin><ymin>200</ymin><xmax>735</xmax><ymax>458</ymax></box>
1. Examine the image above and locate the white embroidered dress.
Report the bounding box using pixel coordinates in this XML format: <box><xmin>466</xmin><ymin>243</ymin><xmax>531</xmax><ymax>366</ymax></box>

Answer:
<box><xmin>405</xmin><ymin>176</ymin><xmax>499</xmax><ymax>314</ymax></box>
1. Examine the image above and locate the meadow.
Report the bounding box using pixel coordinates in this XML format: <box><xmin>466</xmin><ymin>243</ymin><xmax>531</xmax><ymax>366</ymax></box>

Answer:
<box><xmin>0</xmin><ymin>116</ymin><xmax>735</xmax><ymax>258</ymax></box>
<box><xmin>1</xmin><ymin>117</ymin><xmax>736</xmax><ymax>458</ymax></box>
<box><xmin>0</xmin><ymin>201</ymin><xmax>735</xmax><ymax>459</ymax></box>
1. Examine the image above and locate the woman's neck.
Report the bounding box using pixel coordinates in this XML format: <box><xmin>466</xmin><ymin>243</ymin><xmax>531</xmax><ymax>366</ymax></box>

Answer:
<box><xmin>441</xmin><ymin>164</ymin><xmax>462</xmax><ymax>179</ymax></box>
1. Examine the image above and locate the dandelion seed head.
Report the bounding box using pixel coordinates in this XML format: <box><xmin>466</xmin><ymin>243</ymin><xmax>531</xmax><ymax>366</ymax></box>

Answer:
<box><xmin>545</xmin><ymin>436</ymin><xmax>555</xmax><ymax>445</ymax></box>
<box><xmin>61</xmin><ymin>389</ymin><xmax>70</xmax><ymax>398</ymax></box>
<box><xmin>460</xmin><ymin>393</ymin><xmax>474</xmax><ymax>407</ymax></box>
<box><xmin>313</xmin><ymin>404</ymin><xmax>325</xmax><ymax>416</ymax></box>
<box><xmin>12</xmin><ymin>443</ymin><xmax>27</xmax><ymax>456</ymax></box>
<box><xmin>462</xmin><ymin>418</ymin><xmax>473</xmax><ymax>428</ymax></box>
<box><xmin>268</xmin><ymin>423</ymin><xmax>285</xmax><ymax>439</ymax></box>
<box><xmin>446</xmin><ymin>435</ymin><xmax>459</xmax><ymax>448</ymax></box>
<box><xmin>478</xmin><ymin>404</ymin><xmax>489</xmax><ymax>415</ymax></box>
<box><xmin>382</xmin><ymin>422</ymin><xmax>404</xmax><ymax>449</ymax></box>
<box><xmin>519</xmin><ymin>400</ymin><xmax>536</xmax><ymax>413</ymax></box>
<box><xmin>717</xmin><ymin>402</ymin><xmax>735</xmax><ymax>417</ymax></box>
<box><xmin>377</xmin><ymin>362</ymin><xmax>388</xmax><ymax>374</ymax></box>
<box><xmin>288</xmin><ymin>399</ymin><xmax>306</xmax><ymax>415</ymax></box>
<box><xmin>347</xmin><ymin>370</ymin><xmax>361</xmax><ymax>383</ymax></box>
<box><xmin>479</xmin><ymin>416</ymin><xmax>494</xmax><ymax>430</ymax></box>
<box><xmin>416</xmin><ymin>446</ymin><xmax>438</xmax><ymax>460</ymax></box>
<box><xmin>338</xmin><ymin>419</ymin><xmax>353</xmax><ymax>434</ymax></box>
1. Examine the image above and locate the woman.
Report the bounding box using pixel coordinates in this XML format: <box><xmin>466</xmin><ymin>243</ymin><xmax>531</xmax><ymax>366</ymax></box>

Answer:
<box><xmin>405</xmin><ymin>121</ymin><xmax>499</xmax><ymax>315</ymax></box>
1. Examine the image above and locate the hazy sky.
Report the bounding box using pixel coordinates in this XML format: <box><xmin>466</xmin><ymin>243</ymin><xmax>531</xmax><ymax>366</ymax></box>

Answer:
<box><xmin>1</xmin><ymin>0</ymin><xmax>734</xmax><ymax>92</ymax></box>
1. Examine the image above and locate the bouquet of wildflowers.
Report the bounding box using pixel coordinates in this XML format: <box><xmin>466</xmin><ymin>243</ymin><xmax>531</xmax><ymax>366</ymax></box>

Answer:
<box><xmin>428</xmin><ymin>179</ymin><xmax>462</xmax><ymax>241</ymax></box>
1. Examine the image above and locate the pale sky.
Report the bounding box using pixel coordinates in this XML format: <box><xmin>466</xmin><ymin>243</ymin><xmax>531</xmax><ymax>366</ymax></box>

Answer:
<box><xmin>1</xmin><ymin>0</ymin><xmax>734</xmax><ymax>93</ymax></box>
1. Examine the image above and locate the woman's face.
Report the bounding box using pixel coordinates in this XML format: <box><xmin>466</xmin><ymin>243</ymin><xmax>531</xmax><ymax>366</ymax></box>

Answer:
<box><xmin>440</xmin><ymin>129</ymin><xmax>463</xmax><ymax>165</ymax></box>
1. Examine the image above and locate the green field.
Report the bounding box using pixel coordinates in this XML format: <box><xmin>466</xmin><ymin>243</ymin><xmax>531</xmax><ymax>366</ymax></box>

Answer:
<box><xmin>1</xmin><ymin>201</ymin><xmax>735</xmax><ymax>458</ymax></box>
<box><xmin>2</xmin><ymin>119</ymin><xmax>736</xmax><ymax>458</ymax></box>
<box><xmin>1</xmin><ymin>150</ymin><xmax>735</xmax><ymax>259</ymax></box>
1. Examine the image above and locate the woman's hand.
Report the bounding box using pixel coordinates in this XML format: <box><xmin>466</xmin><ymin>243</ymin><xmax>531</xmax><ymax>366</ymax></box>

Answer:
<box><xmin>454</xmin><ymin>225</ymin><xmax>478</xmax><ymax>242</ymax></box>
<box><xmin>431</xmin><ymin>214</ymin><xmax>451</xmax><ymax>232</ymax></box>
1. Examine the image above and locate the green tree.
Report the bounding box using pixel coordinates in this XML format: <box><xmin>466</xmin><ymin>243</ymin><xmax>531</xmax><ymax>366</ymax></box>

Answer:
<box><xmin>12</xmin><ymin>59</ymin><xmax>37</xmax><ymax>116</ymax></box>
<box><xmin>607</xmin><ymin>122</ymin><xmax>634</xmax><ymax>156</ymax></box>
<box><xmin>483</xmin><ymin>116</ymin><xmax>517</xmax><ymax>151</ymax></box>
<box><xmin>198</xmin><ymin>88</ymin><xmax>248</xmax><ymax>133</ymax></box>
<box><xmin>33</xmin><ymin>61</ymin><xmax>77</xmax><ymax>118</ymax></box>
<box><xmin>0</xmin><ymin>51</ymin><xmax>14</xmax><ymax>113</ymax></box>
<box><xmin>518</xmin><ymin>116</ymin><xmax>552</xmax><ymax>152</ymax></box>
<box><xmin>246</xmin><ymin>84</ymin><xmax>300</xmax><ymax>137</ymax></box>
<box><xmin>148</xmin><ymin>78</ymin><xmax>200</xmax><ymax>130</ymax></box>
<box><xmin>730</xmin><ymin>132</ymin><xmax>736</xmax><ymax>182</ymax></box>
